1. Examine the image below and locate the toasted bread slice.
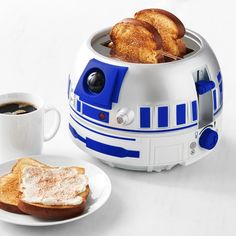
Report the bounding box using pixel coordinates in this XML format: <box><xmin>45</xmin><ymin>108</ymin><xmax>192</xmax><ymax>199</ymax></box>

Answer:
<box><xmin>0</xmin><ymin>158</ymin><xmax>47</xmax><ymax>214</ymax></box>
<box><xmin>176</xmin><ymin>38</ymin><xmax>187</xmax><ymax>56</ymax></box>
<box><xmin>18</xmin><ymin>198</ymin><xmax>87</xmax><ymax>221</ymax></box>
<box><xmin>110</xmin><ymin>18</ymin><xmax>164</xmax><ymax>63</ymax></box>
<box><xmin>134</xmin><ymin>8</ymin><xmax>186</xmax><ymax>56</ymax></box>
<box><xmin>17</xmin><ymin>166</ymin><xmax>90</xmax><ymax>220</ymax></box>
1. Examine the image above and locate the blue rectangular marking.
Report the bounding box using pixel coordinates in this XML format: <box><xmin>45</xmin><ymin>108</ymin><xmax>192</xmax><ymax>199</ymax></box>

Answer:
<box><xmin>217</xmin><ymin>71</ymin><xmax>222</xmax><ymax>83</ymax></box>
<box><xmin>191</xmin><ymin>101</ymin><xmax>198</xmax><ymax>121</ymax></box>
<box><xmin>213</xmin><ymin>90</ymin><xmax>217</xmax><ymax>111</ymax></box>
<box><xmin>176</xmin><ymin>104</ymin><xmax>186</xmax><ymax>125</ymax></box>
<box><xmin>219</xmin><ymin>82</ymin><xmax>223</xmax><ymax>92</ymax></box>
<box><xmin>76</xmin><ymin>100</ymin><xmax>81</xmax><ymax>112</ymax></box>
<box><xmin>140</xmin><ymin>107</ymin><xmax>151</xmax><ymax>128</ymax></box>
<box><xmin>82</xmin><ymin>104</ymin><xmax>109</xmax><ymax>123</ymax></box>
<box><xmin>158</xmin><ymin>106</ymin><xmax>168</xmax><ymax>127</ymax></box>
<box><xmin>219</xmin><ymin>82</ymin><xmax>223</xmax><ymax>104</ymax></box>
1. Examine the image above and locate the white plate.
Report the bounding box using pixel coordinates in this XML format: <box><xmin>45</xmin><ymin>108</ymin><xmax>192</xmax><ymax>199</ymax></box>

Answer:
<box><xmin>0</xmin><ymin>155</ymin><xmax>111</xmax><ymax>226</ymax></box>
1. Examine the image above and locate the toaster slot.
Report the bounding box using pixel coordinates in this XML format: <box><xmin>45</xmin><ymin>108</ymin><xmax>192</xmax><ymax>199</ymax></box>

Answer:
<box><xmin>101</xmin><ymin>40</ymin><xmax>112</xmax><ymax>47</ymax></box>
<box><xmin>100</xmin><ymin>39</ymin><xmax>195</xmax><ymax>62</ymax></box>
<box><xmin>92</xmin><ymin>29</ymin><xmax>201</xmax><ymax>62</ymax></box>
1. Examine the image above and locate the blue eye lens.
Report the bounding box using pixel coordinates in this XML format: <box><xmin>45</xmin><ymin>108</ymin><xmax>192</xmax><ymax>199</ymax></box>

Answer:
<box><xmin>87</xmin><ymin>70</ymin><xmax>105</xmax><ymax>93</ymax></box>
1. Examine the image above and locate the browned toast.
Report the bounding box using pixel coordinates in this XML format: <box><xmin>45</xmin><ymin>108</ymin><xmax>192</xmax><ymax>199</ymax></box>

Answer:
<box><xmin>109</xmin><ymin>18</ymin><xmax>164</xmax><ymax>63</ymax></box>
<box><xmin>18</xmin><ymin>198</ymin><xmax>87</xmax><ymax>220</ymax></box>
<box><xmin>135</xmin><ymin>8</ymin><xmax>186</xmax><ymax>56</ymax></box>
<box><xmin>17</xmin><ymin>166</ymin><xmax>90</xmax><ymax>220</ymax></box>
<box><xmin>18</xmin><ymin>186</ymin><xmax>90</xmax><ymax>220</ymax></box>
<box><xmin>0</xmin><ymin>158</ymin><xmax>47</xmax><ymax>214</ymax></box>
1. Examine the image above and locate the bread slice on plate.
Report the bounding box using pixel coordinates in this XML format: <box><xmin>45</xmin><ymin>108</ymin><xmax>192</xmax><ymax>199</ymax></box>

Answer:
<box><xmin>18</xmin><ymin>166</ymin><xmax>90</xmax><ymax>220</ymax></box>
<box><xmin>0</xmin><ymin>158</ymin><xmax>47</xmax><ymax>214</ymax></box>
<box><xmin>134</xmin><ymin>8</ymin><xmax>186</xmax><ymax>56</ymax></box>
<box><xmin>109</xmin><ymin>18</ymin><xmax>164</xmax><ymax>63</ymax></box>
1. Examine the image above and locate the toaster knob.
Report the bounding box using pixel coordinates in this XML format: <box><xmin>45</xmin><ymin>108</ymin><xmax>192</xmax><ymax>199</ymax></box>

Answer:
<box><xmin>199</xmin><ymin>128</ymin><xmax>218</xmax><ymax>150</ymax></box>
<box><xmin>116</xmin><ymin>108</ymin><xmax>134</xmax><ymax>125</ymax></box>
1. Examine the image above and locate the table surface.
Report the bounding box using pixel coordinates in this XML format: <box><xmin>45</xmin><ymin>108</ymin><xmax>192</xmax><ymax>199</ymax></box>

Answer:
<box><xmin>0</xmin><ymin>0</ymin><xmax>235</xmax><ymax>235</ymax></box>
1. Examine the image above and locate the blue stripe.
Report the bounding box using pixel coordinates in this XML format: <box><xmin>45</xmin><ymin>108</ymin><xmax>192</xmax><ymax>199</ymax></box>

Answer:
<box><xmin>217</xmin><ymin>71</ymin><xmax>222</xmax><ymax>83</ymax></box>
<box><xmin>140</xmin><ymin>107</ymin><xmax>151</xmax><ymax>128</ymax></box>
<box><xmin>69</xmin><ymin>124</ymin><xmax>139</xmax><ymax>158</ymax></box>
<box><xmin>86</xmin><ymin>138</ymin><xmax>139</xmax><ymax>158</ymax></box>
<box><xmin>176</xmin><ymin>104</ymin><xmax>186</xmax><ymax>125</ymax></box>
<box><xmin>70</xmin><ymin>105</ymin><xmax>197</xmax><ymax>133</ymax></box>
<box><xmin>82</xmin><ymin>103</ymin><xmax>109</xmax><ymax>123</ymax></box>
<box><xmin>70</xmin><ymin>115</ymin><xmax>135</xmax><ymax>141</ymax></box>
<box><xmin>69</xmin><ymin>124</ymin><xmax>86</xmax><ymax>143</ymax></box>
<box><xmin>77</xmin><ymin>100</ymin><xmax>81</xmax><ymax>112</ymax></box>
<box><xmin>213</xmin><ymin>89</ymin><xmax>217</xmax><ymax>111</ymax></box>
<box><xmin>191</xmin><ymin>101</ymin><xmax>198</xmax><ymax>121</ymax></box>
<box><xmin>158</xmin><ymin>106</ymin><xmax>168</xmax><ymax>127</ymax></box>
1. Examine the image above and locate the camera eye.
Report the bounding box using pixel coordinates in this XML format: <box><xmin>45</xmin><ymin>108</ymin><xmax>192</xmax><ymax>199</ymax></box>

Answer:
<box><xmin>87</xmin><ymin>70</ymin><xmax>105</xmax><ymax>94</ymax></box>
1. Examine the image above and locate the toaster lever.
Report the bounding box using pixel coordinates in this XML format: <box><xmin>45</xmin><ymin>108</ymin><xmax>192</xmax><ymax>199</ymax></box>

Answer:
<box><xmin>195</xmin><ymin>80</ymin><xmax>215</xmax><ymax>95</ymax></box>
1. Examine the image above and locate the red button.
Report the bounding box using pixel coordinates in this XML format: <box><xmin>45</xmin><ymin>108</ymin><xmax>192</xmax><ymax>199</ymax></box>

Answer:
<box><xmin>99</xmin><ymin>112</ymin><xmax>106</xmax><ymax>120</ymax></box>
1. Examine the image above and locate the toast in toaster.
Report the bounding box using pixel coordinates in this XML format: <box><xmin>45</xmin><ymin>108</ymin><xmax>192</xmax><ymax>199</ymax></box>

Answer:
<box><xmin>0</xmin><ymin>158</ymin><xmax>47</xmax><ymax>214</ymax></box>
<box><xmin>134</xmin><ymin>8</ymin><xmax>186</xmax><ymax>57</ymax></box>
<box><xmin>17</xmin><ymin>166</ymin><xmax>90</xmax><ymax>220</ymax></box>
<box><xmin>109</xmin><ymin>18</ymin><xmax>164</xmax><ymax>63</ymax></box>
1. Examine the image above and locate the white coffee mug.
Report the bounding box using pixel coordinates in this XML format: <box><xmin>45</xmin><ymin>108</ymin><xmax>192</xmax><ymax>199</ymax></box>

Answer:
<box><xmin>0</xmin><ymin>92</ymin><xmax>61</xmax><ymax>162</ymax></box>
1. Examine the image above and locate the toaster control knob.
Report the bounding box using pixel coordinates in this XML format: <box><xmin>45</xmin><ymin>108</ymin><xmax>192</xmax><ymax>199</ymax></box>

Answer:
<box><xmin>116</xmin><ymin>108</ymin><xmax>134</xmax><ymax>126</ymax></box>
<box><xmin>199</xmin><ymin>128</ymin><xmax>218</xmax><ymax>150</ymax></box>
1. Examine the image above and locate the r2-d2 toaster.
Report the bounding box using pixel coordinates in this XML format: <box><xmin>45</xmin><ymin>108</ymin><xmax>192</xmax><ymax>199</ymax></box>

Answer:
<box><xmin>68</xmin><ymin>27</ymin><xmax>223</xmax><ymax>172</ymax></box>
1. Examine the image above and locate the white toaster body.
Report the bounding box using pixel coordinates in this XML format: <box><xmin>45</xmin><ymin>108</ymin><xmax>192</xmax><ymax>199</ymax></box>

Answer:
<box><xmin>68</xmin><ymin>28</ymin><xmax>223</xmax><ymax>172</ymax></box>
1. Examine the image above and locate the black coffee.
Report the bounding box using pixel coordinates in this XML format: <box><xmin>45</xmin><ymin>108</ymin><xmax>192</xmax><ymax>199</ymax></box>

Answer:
<box><xmin>0</xmin><ymin>102</ymin><xmax>37</xmax><ymax>115</ymax></box>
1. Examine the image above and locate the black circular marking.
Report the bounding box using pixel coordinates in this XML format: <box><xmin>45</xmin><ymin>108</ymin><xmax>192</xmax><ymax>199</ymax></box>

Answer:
<box><xmin>86</xmin><ymin>70</ymin><xmax>105</xmax><ymax>94</ymax></box>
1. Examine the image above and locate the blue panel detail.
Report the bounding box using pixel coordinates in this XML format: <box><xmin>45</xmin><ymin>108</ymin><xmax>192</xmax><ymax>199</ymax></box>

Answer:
<box><xmin>69</xmin><ymin>124</ymin><xmax>139</xmax><ymax>158</ymax></box>
<box><xmin>217</xmin><ymin>71</ymin><xmax>222</xmax><ymax>83</ymax></box>
<box><xmin>82</xmin><ymin>103</ymin><xmax>109</xmax><ymax>123</ymax></box>
<box><xmin>70</xmin><ymin>116</ymin><xmax>135</xmax><ymax>141</ymax></box>
<box><xmin>76</xmin><ymin>100</ymin><xmax>81</xmax><ymax>112</ymax></box>
<box><xmin>191</xmin><ymin>101</ymin><xmax>198</xmax><ymax>121</ymax></box>
<box><xmin>176</xmin><ymin>104</ymin><xmax>186</xmax><ymax>125</ymax></box>
<box><xmin>219</xmin><ymin>82</ymin><xmax>223</xmax><ymax>104</ymax></box>
<box><xmin>199</xmin><ymin>128</ymin><xmax>218</xmax><ymax>150</ymax></box>
<box><xmin>195</xmin><ymin>80</ymin><xmax>215</xmax><ymax>95</ymax></box>
<box><xmin>74</xmin><ymin>59</ymin><xmax>128</xmax><ymax>109</ymax></box>
<box><xmin>70</xmin><ymin>106</ymin><xmax>197</xmax><ymax>133</ymax></box>
<box><xmin>86</xmin><ymin>138</ymin><xmax>139</xmax><ymax>158</ymax></box>
<box><xmin>158</xmin><ymin>106</ymin><xmax>168</xmax><ymax>127</ymax></box>
<box><xmin>67</xmin><ymin>76</ymin><xmax>71</xmax><ymax>99</ymax></box>
<box><xmin>213</xmin><ymin>90</ymin><xmax>217</xmax><ymax>111</ymax></box>
<box><xmin>140</xmin><ymin>107</ymin><xmax>151</xmax><ymax>128</ymax></box>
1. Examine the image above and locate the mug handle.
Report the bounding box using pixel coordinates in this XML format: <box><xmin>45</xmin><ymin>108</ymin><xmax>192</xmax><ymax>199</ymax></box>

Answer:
<box><xmin>44</xmin><ymin>106</ymin><xmax>61</xmax><ymax>142</ymax></box>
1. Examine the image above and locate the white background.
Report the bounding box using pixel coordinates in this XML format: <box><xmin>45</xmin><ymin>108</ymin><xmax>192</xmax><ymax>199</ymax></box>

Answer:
<box><xmin>0</xmin><ymin>0</ymin><xmax>236</xmax><ymax>235</ymax></box>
